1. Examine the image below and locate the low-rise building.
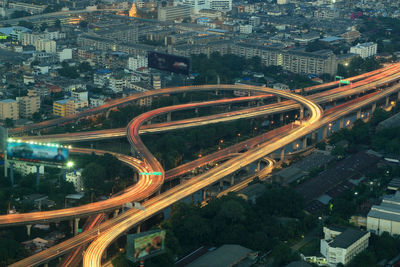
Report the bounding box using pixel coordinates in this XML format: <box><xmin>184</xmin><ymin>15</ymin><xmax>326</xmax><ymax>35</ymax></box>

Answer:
<box><xmin>94</xmin><ymin>69</ymin><xmax>112</xmax><ymax>88</ymax></box>
<box><xmin>53</xmin><ymin>98</ymin><xmax>88</xmax><ymax>117</ymax></box>
<box><xmin>367</xmin><ymin>191</ymin><xmax>400</xmax><ymax>236</ymax></box>
<box><xmin>320</xmin><ymin>226</ymin><xmax>370</xmax><ymax>266</ymax></box>
<box><xmin>35</xmin><ymin>39</ymin><xmax>56</xmax><ymax>53</ymax></box>
<box><xmin>157</xmin><ymin>5</ymin><xmax>191</xmax><ymax>22</ymax></box>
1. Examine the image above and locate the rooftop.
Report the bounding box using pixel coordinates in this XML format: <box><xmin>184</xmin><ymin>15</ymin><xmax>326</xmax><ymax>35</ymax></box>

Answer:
<box><xmin>329</xmin><ymin>228</ymin><xmax>369</xmax><ymax>249</ymax></box>
<box><xmin>186</xmin><ymin>244</ymin><xmax>254</xmax><ymax>267</ymax></box>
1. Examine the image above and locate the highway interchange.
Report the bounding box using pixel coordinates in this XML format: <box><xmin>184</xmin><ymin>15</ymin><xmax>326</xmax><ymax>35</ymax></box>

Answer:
<box><xmin>5</xmin><ymin>62</ymin><xmax>400</xmax><ymax>266</ymax></box>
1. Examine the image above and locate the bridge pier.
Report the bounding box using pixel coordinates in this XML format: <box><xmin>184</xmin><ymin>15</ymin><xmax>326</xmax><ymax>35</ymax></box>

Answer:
<box><xmin>44</xmin><ymin>263</ymin><xmax>48</xmax><ymax>267</ymax></box>
<box><xmin>230</xmin><ymin>176</ymin><xmax>235</xmax><ymax>186</ymax></box>
<box><xmin>386</xmin><ymin>96</ymin><xmax>390</xmax><ymax>106</ymax></box>
<box><xmin>372</xmin><ymin>102</ymin><xmax>376</xmax><ymax>113</ymax></box>
<box><xmin>26</xmin><ymin>224</ymin><xmax>32</xmax><ymax>237</ymax></box>
<box><xmin>302</xmin><ymin>137</ymin><xmax>307</xmax><ymax>149</ymax></box>
<box><xmin>299</xmin><ymin>105</ymin><xmax>304</xmax><ymax>120</ymax></box>
<box><xmin>280</xmin><ymin>148</ymin><xmax>285</xmax><ymax>161</ymax></box>
<box><xmin>36</xmin><ymin>166</ymin><xmax>40</xmax><ymax>190</ymax></box>
<box><xmin>339</xmin><ymin>118</ymin><xmax>344</xmax><ymax>129</ymax></box>
<box><xmin>195</xmin><ymin>107</ymin><xmax>199</xmax><ymax>114</ymax></box>
<box><xmin>293</xmin><ymin>141</ymin><xmax>299</xmax><ymax>150</ymax></box>
<box><xmin>134</xmin><ymin>172</ymin><xmax>138</xmax><ymax>183</ymax></box>
<box><xmin>256</xmin><ymin>161</ymin><xmax>261</xmax><ymax>172</ymax></box>
<box><xmin>277</xmin><ymin>96</ymin><xmax>281</xmax><ymax>103</ymax></box>
<box><xmin>356</xmin><ymin>110</ymin><xmax>361</xmax><ymax>120</ymax></box>
<box><xmin>202</xmin><ymin>189</ymin><xmax>207</xmax><ymax>201</ymax></box>
<box><xmin>322</xmin><ymin>126</ymin><xmax>328</xmax><ymax>139</ymax></box>
<box><xmin>219</xmin><ymin>180</ymin><xmax>223</xmax><ymax>190</ymax></box>
<box><xmin>114</xmin><ymin>209</ymin><xmax>119</xmax><ymax>218</ymax></box>
<box><xmin>167</xmin><ymin>112</ymin><xmax>171</xmax><ymax>122</ymax></box>
<box><xmin>146</xmin><ymin>120</ymin><xmax>151</xmax><ymax>125</ymax></box>
<box><xmin>311</xmin><ymin>131</ymin><xmax>317</xmax><ymax>143</ymax></box>
<box><xmin>137</xmin><ymin>225</ymin><xmax>141</xmax><ymax>233</ymax></box>
<box><xmin>69</xmin><ymin>220</ymin><xmax>73</xmax><ymax>234</ymax></box>
<box><xmin>398</xmin><ymin>91</ymin><xmax>400</xmax><ymax>100</ymax></box>
<box><xmin>74</xmin><ymin>218</ymin><xmax>80</xmax><ymax>236</ymax></box>
<box><xmin>280</xmin><ymin>113</ymin><xmax>284</xmax><ymax>122</ymax></box>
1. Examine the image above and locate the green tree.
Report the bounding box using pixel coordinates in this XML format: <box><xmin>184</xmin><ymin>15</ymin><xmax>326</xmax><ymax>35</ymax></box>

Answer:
<box><xmin>32</xmin><ymin>112</ymin><xmax>41</xmax><ymax>122</ymax></box>
<box><xmin>4</xmin><ymin>118</ymin><xmax>14</xmax><ymax>128</ymax></box>
<box><xmin>82</xmin><ymin>162</ymin><xmax>106</xmax><ymax>194</ymax></box>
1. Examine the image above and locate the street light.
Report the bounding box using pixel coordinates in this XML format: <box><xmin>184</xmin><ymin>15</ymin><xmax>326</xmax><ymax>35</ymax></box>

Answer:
<box><xmin>67</xmin><ymin>161</ymin><xmax>74</xmax><ymax>168</ymax></box>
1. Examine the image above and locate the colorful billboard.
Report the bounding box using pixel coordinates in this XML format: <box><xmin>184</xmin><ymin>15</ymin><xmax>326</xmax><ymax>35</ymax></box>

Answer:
<box><xmin>7</xmin><ymin>141</ymin><xmax>69</xmax><ymax>166</ymax></box>
<box><xmin>126</xmin><ymin>229</ymin><xmax>166</xmax><ymax>262</ymax></box>
<box><xmin>148</xmin><ymin>52</ymin><xmax>190</xmax><ymax>75</ymax></box>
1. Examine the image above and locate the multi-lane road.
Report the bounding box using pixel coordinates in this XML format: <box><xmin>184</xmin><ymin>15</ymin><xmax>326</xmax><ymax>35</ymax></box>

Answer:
<box><xmin>6</xmin><ymin>63</ymin><xmax>400</xmax><ymax>266</ymax></box>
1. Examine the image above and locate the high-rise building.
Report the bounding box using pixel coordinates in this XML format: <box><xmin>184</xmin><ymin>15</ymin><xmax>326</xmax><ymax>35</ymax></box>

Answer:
<box><xmin>16</xmin><ymin>90</ymin><xmax>40</xmax><ymax>118</ymax></box>
<box><xmin>0</xmin><ymin>99</ymin><xmax>19</xmax><ymax>120</ymax></box>
<box><xmin>182</xmin><ymin>0</ymin><xmax>208</xmax><ymax>12</ymax></box>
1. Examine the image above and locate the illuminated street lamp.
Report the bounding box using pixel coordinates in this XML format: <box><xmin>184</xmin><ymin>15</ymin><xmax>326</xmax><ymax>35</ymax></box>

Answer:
<box><xmin>67</xmin><ymin>161</ymin><xmax>74</xmax><ymax>168</ymax></box>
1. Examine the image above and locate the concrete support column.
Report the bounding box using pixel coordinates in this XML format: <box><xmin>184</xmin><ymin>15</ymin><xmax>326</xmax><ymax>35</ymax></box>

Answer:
<box><xmin>219</xmin><ymin>180</ymin><xmax>223</xmax><ymax>190</ymax></box>
<box><xmin>386</xmin><ymin>96</ymin><xmax>390</xmax><ymax>106</ymax></box>
<box><xmin>102</xmin><ymin>249</ymin><xmax>107</xmax><ymax>260</ymax></box>
<box><xmin>397</xmin><ymin>91</ymin><xmax>400</xmax><ymax>100</ymax></box>
<box><xmin>44</xmin><ymin>263</ymin><xmax>48</xmax><ymax>267</ymax></box>
<box><xmin>167</xmin><ymin>112</ymin><xmax>171</xmax><ymax>122</ymax></box>
<box><xmin>26</xmin><ymin>224</ymin><xmax>32</xmax><ymax>237</ymax></box>
<box><xmin>339</xmin><ymin>118</ymin><xmax>344</xmax><ymax>129</ymax></box>
<box><xmin>311</xmin><ymin>131</ymin><xmax>317</xmax><ymax>143</ymax></box>
<box><xmin>202</xmin><ymin>189</ymin><xmax>207</xmax><ymax>201</ymax></box>
<box><xmin>356</xmin><ymin>110</ymin><xmax>361</xmax><ymax>120</ymax></box>
<box><xmin>134</xmin><ymin>172</ymin><xmax>138</xmax><ymax>183</ymax></box>
<box><xmin>372</xmin><ymin>103</ymin><xmax>376</xmax><ymax>113</ymax></box>
<box><xmin>215</xmin><ymin>90</ymin><xmax>219</xmax><ymax>95</ymax></box>
<box><xmin>277</xmin><ymin>96</ymin><xmax>281</xmax><ymax>103</ymax></box>
<box><xmin>302</xmin><ymin>137</ymin><xmax>307</xmax><ymax>149</ymax></box>
<box><xmin>69</xmin><ymin>220</ymin><xmax>73</xmax><ymax>234</ymax></box>
<box><xmin>280</xmin><ymin>148</ymin><xmax>285</xmax><ymax>161</ymax></box>
<box><xmin>113</xmin><ymin>209</ymin><xmax>119</xmax><ymax>218</ymax></box>
<box><xmin>195</xmin><ymin>108</ymin><xmax>199</xmax><ymax>114</ymax></box>
<box><xmin>299</xmin><ymin>105</ymin><xmax>304</xmax><ymax>120</ymax></box>
<box><xmin>333</xmin><ymin>101</ymin><xmax>337</xmax><ymax>107</ymax></box>
<box><xmin>256</xmin><ymin>161</ymin><xmax>261</xmax><ymax>172</ymax></box>
<box><xmin>146</xmin><ymin>120</ymin><xmax>151</xmax><ymax>125</ymax></box>
<box><xmin>137</xmin><ymin>225</ymin><xmax>141</xmax><ymax>233</ymax></box>
<box><xmin>74</xmin><ymin>218</ymin><xmax>80</xmax><ymax>236</ymax></box>
<box><xmin>10</xmin><ymin>163</ymin><xmax>14</xmax><ymax>187</ymax></box>
<box><xmin>230</xmin><ymin>176</ymin><xmax>235</xmax><ymax>186</ymax></box>
<box><xmin>293</xmin><ymin>142</ymin><xmax>298</xmax><ymax>150</ymax></box>
<box><xmin>280</xmin><ymin>113</ymin><xmax>284</xmax><ymax>122</ymax></box>
<box><xmin>36</xmin><ymin>166</ymin><xmax>40</xmax><ymax>190</ymax></box>
<box><xmin>322</xmin><ymin>126</ymin><xmax>328</xmax><ymax>139</ymax></box>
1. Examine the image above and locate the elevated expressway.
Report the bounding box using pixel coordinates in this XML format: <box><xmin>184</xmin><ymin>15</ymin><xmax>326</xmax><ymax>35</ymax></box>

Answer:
<box><xmin>7</xmin><ymin>64</ymin><xmax>400</xmax><ymax>266</ymax></box>
<box><xmin>9</xmin><ymin>62</ymin><xmax>400</xmax><ymax>136</ymax></box>
<box><xmin>17</xmin><ymin>62</ymin><xmax>400</xmax><ymax>145</ymax></box>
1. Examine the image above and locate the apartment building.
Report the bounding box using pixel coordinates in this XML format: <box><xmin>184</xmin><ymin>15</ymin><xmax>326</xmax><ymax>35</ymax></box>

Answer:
<box><xmin>35</xmin><ymin>39</ymin><xmax>56</xmax><ymax>53</ymax></box>
<box><xmin>0</xmin><ymin>99</ymin><xmax>19</xmax><ymax>120</ymax></box>
<box><xmin>350</xmin><ymin>42</ymin><xmax>377</xmax><ymax>59</ymax></box>
<box><xmin>128</xmin><ymin>55</ymin><xmax>148</xmax><ymax>71</ymax></box>
<box><xmin>231</xmin><ymin>43</ymin><xmax>338</xmax><ymax>75</ymax></box>
<box><xmin>157</xmin><ymin>5</ymin><xmax>191</xmax><ymax>22</ymax></box>
<box><xmin>16</xmin><ymin>90</ymin><xmax>40</xmax><ymax>118</ymax></box>
<box><xmin>53</xmin><ymin>98</ymin><xmax>88</xmax><ymax>117</ymax></box>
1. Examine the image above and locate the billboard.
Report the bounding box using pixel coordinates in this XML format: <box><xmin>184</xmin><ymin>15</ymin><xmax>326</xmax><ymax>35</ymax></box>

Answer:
<box><xmin>126</xmin><ymin>229</ymin><xmax>166</xmax><ymax>262</ymax></box>
<box><xmin>6</xmin><ymin>141</ymin><xmax>69</xmax><ymax>166</ymax></box>
<box><xmin>148</xmin><ymin>52</ymin><xmax>190</xmax><ymax>75</ymax></box>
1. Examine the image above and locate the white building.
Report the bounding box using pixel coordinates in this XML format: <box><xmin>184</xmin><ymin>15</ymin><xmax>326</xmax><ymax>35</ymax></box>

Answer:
<box><xmin>350</xmin><ymin>42</ymin><xmax>377</xmax><ymax>59</ymax></box>
<box><xmin>320</xmin><ymin>226</ymin><xmax>370</xmax><ymax>266</ymax></box>
<box><xmin>90</xmin><ymin>96</ymin><xmax>106</xmax><ymax>108</ymax></box>
<box><xmin>58</xmin><ymin>48</ymin><xmax>72</xmax><ymax>62</ymax></box>
<box><xmin>66</xmin><ymin>169</ymin><xmax>84</xmax><ymax>192</ymax></box>
<box><xmin>182</xmin><ymin>0</ymin><xmax>208</xmax><ymax>12</ymax></box>
<box><xmin>109</xmin><ymin>76</ymin><xmax>126</xmax><ymax>93</ymax></box>
<box><xmin>71</xmin><ymin>91</ymin><xmax>88</xmax><ymax>102</ymax></box>
<box><xmin>239</xmin><ymin>24</ymin><xmax>253</xmax><ymax>34</ymax></box>
<box><xmin>277</xmin><ymin>0</ymin><xmax>289</xmax><ymax>4</ymax></box>
<box><xmin>128</xmin><ymin>55</ymin><xmax>148</xmax><ymax>71</ymax></box>
<box><xmin>94</xmin><ymin>69</ymin><xmax>112</xmax><ymax>87</ymax></box>
<box><xmin>367</xmin><ymin>191</ymin><xmax>400</xmax><ymax>236</ymax></box>
<box><xmin>35</xmin><ymin>39</ymin><xmax>56</xmax><ymax>53</ymax></box>
<box><xmin>13</xmin><ymin>162</ymin><xmax>44</xmax><ymax>176</ymax></box>
<box><xmin>207</xmin><ymin>0</ymin><xmax>232</xmax><ymax>11</ymax></box>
